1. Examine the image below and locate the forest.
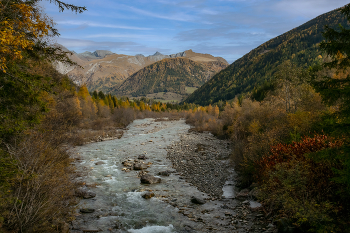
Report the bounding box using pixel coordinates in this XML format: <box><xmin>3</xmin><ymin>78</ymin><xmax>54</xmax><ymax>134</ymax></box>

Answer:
<box><xmin>185</xmin><ymin>7</ymin><xmax>350</xmax><ymax>231</ymax></box>
<box><xmin>185</xmin><ymin>6</ymin><xmax>349</xmax><ymax>106</ymax></box>
<box><xmin>1</xmin><ymin>0</ymin><xmax>350</xmax><ymax>232</ymax></box>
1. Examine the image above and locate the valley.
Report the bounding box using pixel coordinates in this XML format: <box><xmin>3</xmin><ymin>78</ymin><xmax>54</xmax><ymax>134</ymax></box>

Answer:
<box><xmin>56</xmin><ymin>48</ymin><xmax>228</xmax><ymax>102</ymax></box>
<box><xmin>72</xmin><ymin>118</ymin><xmax>273</xmax><ymax>233</ymax></box>
<box><xmin>2</xmin><ymin>1</ymin><xmax>350</xmax><ymax>233</ymax></box>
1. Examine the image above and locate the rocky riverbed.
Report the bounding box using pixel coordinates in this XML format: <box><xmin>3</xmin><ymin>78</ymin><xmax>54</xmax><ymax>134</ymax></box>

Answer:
<box><xmin>71</xmin><ymin>119</ymin><xmax>277</xmax><ymax>233</ymax></box>
<box><xmin>166</xmin><ymin>131</ymin><xmax>232</xmax><ymax>198</ymax></box>
<box><xmin>164</xmin><ymin>130</ymin><xmax>278</xmax><ymax>233</ymax></box>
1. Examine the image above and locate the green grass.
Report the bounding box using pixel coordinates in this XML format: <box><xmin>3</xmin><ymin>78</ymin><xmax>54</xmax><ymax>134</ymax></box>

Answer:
<box><xmin>185</xmin><ymin>86</ymin><xmax>197</xmax><ymax>94</ymax></box>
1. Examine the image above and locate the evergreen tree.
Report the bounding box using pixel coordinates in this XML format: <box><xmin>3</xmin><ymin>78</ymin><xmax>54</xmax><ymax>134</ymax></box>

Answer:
<box><xmin>312</xmin><ymin>3</ymin><xmax>350</xmax><ymax>193</ymax></box>
<box><xmin>98</xmin><ymin>91</ymin><xmax>105</xmax><ymax>99</ymax></box>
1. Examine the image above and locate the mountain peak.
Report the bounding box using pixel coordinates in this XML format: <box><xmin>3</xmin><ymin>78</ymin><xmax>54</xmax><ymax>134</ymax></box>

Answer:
<box><xmin>153</xmin><ymin>51</ymin><xmax>163</xmax><ymax>56</ymax></box>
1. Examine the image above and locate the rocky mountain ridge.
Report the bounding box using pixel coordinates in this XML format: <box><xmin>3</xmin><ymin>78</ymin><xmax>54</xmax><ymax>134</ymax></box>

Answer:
<box><xmin>111</xmin><ymin>57</ymin><xmax>228</xmax><ymax>97</ymax></box>
<box><xmin>54</xmin><ymin>45</ymin><xmax>228</xmax><ymax>95</ymax></box>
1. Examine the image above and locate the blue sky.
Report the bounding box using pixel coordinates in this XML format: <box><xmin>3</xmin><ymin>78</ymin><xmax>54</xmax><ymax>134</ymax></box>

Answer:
<box><xmin>41</xmin><ymin>0</ymin><xmax>349</xmax><ymax>63</ymax></box>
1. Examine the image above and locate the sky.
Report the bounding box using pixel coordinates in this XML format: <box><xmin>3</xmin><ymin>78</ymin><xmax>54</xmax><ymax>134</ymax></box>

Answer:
<box><xmin>40</xmin><ymin>0</ymin><xmax>350</xmax><ymax>63</ymax></box>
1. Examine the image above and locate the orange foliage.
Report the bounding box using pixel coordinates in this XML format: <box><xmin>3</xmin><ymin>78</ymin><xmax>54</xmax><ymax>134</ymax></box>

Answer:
<box><xmin>257</xmin><ymin>134</ymin><xmax>343</xmax><ymax>176</ymax></box>
<box><xmin>0</xmin><ymin>3</ymin><xmax>51</xmax><ymax>71</ymax></box>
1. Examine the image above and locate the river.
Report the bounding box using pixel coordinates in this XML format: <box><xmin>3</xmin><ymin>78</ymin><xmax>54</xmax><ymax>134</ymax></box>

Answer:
<box><xmin>70</xmin><ymin>118</ymin><xmax>265</xmax><ymax>233</ymax></box>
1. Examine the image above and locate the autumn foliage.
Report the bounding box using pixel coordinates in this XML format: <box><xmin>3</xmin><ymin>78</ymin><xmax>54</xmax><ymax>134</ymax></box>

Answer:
<box><xmin>255</xmin><ymin>134</ymin><xmax>349</xmax><ymax>232</ymax></box>
<box><xmin>0</xmin><ymin>2</ymin><xmax>51</xmax><ymax>72</ymax></box>
<box><xmin>257</xmin><ymin>134</ymin><xmax>343</xmax><ymax>176</ymax></box>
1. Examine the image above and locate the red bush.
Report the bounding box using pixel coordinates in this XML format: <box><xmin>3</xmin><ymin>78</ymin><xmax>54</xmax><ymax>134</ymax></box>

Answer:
<box><xmin>257</xmin><ymin>134</ymin><xmax>343</xmax><ymax>175</ymax></box>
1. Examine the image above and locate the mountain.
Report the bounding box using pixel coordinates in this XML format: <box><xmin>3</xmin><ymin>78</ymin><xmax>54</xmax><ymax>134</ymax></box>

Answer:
<box><xmin>76</xmin><ymin>50</ymin><xmax>115</xmax><ymax>61</ymax></box>
<box><xmin>53</xmin><ymin>44</ymin><xmax>86</xmax><ymax>75</ymax></box>
<box><xmin>110</xmin><ymin>57</ymin><xmax>228</xmax><ymax>98</ymax></box>
<box><xmin>57</xmin><ymin>47</ymin><xmax>228</xmax><ymax>94</ymax></box>
<box><xmin>184</xmin><ymin>7</ymin><xmax>348</xmax><ymax>105</ymax></box>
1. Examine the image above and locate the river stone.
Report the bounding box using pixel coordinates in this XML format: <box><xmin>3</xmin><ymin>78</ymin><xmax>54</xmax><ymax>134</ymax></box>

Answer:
<box><xmin>134</xmin><ymin>163</ymin><xmax>148</xmax><ymax>170</ymax></box>
<box><xmin>75</xmin><ymin>188</ymin><xmax>96</xmax><ymax>199</ymax></box>
<box><xmin>158</xmin><ymin>170</ymin><xmax>172</xmax><ymax>176</ymax></box>
<box><xmin>95</xmin><ymin>161</ymin><xmax>105</xmax><ymax>165</ymax></box>
<box><xmin>142</xmin><ymin>191</ymin><xmax>155</xmax><ymax>199</ymax></box>
<box><xmin>82</xmin><ymin>229</ymin><xmax>99</xmax><ymax>232</ymax></box>
<box><xmin>80</xmin><ymin>208</ymin><xmax>95</xmax><ymax>213</ymax></box>
<box><xmin>122</xmin><ymin>161</ymin><xmax>133</xmax><ymax>167</ymax></box>
<box><xmin>191</xmin><ymin>196</ymin><xmax>206</xmax><ymax>204</ymax></box>
<box><xmin>140</xmin><ymin>174</ymin><xmax>161</xmax><ymax>184</ymax></box>
<box><xmin>236</xmin><ymin>189</ymin><xmax>250</xmax><ymax>200</ymax></box>
<box><xmin>138</xmin><ymin>155</ymin><xmax>147</xmax><ymax>160</ymax></box>
<box><xmin>249</xmin><ymin>200</ymin><xmax>262</xmax><ymax>210</ymax></box>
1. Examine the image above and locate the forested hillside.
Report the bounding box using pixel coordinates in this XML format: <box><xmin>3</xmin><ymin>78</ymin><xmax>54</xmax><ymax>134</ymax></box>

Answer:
<box><xmin>111</xmin><ymin>57</ymin><xmax>227</xmax><ymax>97</ymax></box>
<box><xmin>185</xmin><ymin>7</ymin><xmax>349</xmax><ymax>105</ymax></box>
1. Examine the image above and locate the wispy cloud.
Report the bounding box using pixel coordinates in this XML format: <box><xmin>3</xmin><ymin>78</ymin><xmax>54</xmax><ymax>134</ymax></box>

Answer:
<box><xmin>45</xmin><ymin>0</ymin><xmax>349</xmax><ymax>63</ymax></box>
<box><xmin>57</xmin><ymin>20</ymin><xmax>153</xmax><ymax>30</ymax></box>
<box><xmin>124</xmin><ymin>5</ymin><xmax>197</xmax><ymax>22</ymax></box>
<box><xmin>85</xmin><ymin>33</ymin><xmax>172</xmax><ymax>42</ymax></box>
<box><xmin>55</xmin><ymin>37</ymin><xmax>171</xmax><ymax>56</ymax></box>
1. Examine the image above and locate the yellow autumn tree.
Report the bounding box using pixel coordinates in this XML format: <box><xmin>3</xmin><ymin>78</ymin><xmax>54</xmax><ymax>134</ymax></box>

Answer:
<box><xmin>139</xmin><ymin>101</ymin><xmax>146</xmax><ymax>111</ymax></box>
<box><xmin>161</xmin><ymin>103</ymin><xmax>167</xmax><ymax>112</ymax></box>
<box><xmin>0</xmin><ymin>2</ymin><xmax>50</xmax><ymax>72</ymax></box>
<box><xmin>78</xmin><ymin>85</ymin><xmax>98</xmax><ymax>120</ymax></box>
<box><xmin>214</xmin><ymin>105</ymin><xmax>220</xmax><ymax>118</ymax></box>
<box><xmin>151</xmin><ymin>103</ymin><xmax>160</xmax><ymax>112</ymax></box>
<box><xmin>145</xmin><ymin>104</ymin><xmax>151</xmax><ymax>111</ymax></box>
<box><xmin>78</xmin><ymin>85</ymin><xmax>90</xmax><ymax>99</ymax></box>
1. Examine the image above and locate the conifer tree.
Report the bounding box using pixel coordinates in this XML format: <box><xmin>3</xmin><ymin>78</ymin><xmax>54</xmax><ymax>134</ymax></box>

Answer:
<box><xmin>312</xmin><ymin>3</ymin><xmax>350</xmax><ymax>192</ymax></box>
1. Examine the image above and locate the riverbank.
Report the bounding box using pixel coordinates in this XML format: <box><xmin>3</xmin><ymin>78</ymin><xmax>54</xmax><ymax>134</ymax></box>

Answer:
<box><xmin>70</xmin><ymin>119</ymin><xmax>277</xmax><ymax>233</ymax></box>
<box><xmin>166</xmin><ymin>130</ymin><xmax>277</xmax><ymax>233</ymax></box>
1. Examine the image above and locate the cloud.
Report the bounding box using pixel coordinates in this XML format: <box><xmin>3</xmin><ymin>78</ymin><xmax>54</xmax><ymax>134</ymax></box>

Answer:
<box><xmin>56</xmin><ymin>38</ymin><xmax>136</xmax><ymax>49</ymax></box>
<box><xmin>272</xmin><ymin>0</ymin><xmax>349</xmax><ymax>18</ymax></box>
<box><xmin>174</xmin><ymin>27</ymin><xmax>270</xmax><ymax>42</ymax></box>
<box><xmin>190</xmin><ymin>43</ymin><xmax>257</xmax><ymax>63</ymax></box>
<box><xmin>57</xmin><ymin>20</ymin><xmax>153</xmax><ymax>30</ymax></box>
<box><xmin>85</xmin><ymin>33</ymin><xmax>172</xmax><ymax>42</ymax></box>
<box><xmin>125</xmin><ymin>5</ymin><xmax>197</xmax><ymax>22</ymax></box>
<box><xmin>45</xmin><ymin>0</ymin><xmax>349</xmax><ymax>63</ymax></box>
<box><xmin>54</xmin><ymin>37</ymin><xmax>169</xmax><ymax>56</ymax></box>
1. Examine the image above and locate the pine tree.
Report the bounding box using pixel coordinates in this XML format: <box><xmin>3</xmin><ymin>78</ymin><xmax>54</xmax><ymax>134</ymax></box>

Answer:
<box><xmin>311</xmin><ymin>3</ymin><xmax>350</xmax><ymax>193</ymax></box>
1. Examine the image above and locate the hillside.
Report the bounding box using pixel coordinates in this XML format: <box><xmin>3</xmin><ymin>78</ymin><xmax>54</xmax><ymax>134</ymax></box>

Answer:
<box><xmin>60</xmin><ymin>49</ymin><xmax>227</xmax><ymax>94</ymax></box>
<box><xmin>111</xmin><ymin>57</ymin><xmax>228</xmax><ymax>99</ymax></box>
<box><xmin>184</xmin><ymin>7</ymin><xmax>348</xmax><ymax>105</ymax></box>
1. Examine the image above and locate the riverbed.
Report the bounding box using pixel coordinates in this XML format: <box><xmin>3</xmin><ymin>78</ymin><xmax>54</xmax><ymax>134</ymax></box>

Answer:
<box><xmin>70</xmin><ymin>118</ymin><xmax>274</xmax><ymax>233</ymax></box>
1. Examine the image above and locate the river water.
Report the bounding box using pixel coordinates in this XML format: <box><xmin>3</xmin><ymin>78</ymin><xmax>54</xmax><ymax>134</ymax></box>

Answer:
<box><xmin>71</xmin><ymin>118</ymin><xmax>236</xmax><ymax>233</ymax></box>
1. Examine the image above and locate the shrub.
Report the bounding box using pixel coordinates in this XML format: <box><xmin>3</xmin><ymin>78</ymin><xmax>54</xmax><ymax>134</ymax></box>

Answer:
<box><xmin>257</xmin><ymin>134</ymin><xmax>348</xmax><ymax>232</ymax></box>
<box><xmin>1</xmin><ymin>131</ymin><xmax>77</xmax><ymax>232</ymax></box>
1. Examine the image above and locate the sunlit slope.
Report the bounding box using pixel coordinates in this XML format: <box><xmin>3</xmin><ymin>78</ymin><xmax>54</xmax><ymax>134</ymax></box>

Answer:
<box><xmin>111</xmin><ymin>57</ymin><xmax>228</xmax><ymax>97</ymax></box>
<box><xmin>184</xmin><ymin>7</ymin><xmax>348</xmax><ymax>105</ymax></box>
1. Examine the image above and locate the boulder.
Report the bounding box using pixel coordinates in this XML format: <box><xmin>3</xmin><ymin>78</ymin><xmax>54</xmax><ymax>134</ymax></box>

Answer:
<box><xmin>75</xmin><ymin>188</ymin><xmax>96</xmax><ymax>199</ymax></box>
<box><xmin>235</xmin><ymin>188</ymin><xmax>249</xmax><ymax>200</ymax></box>
<box><xmin>249</xmin><ymin>200</ymin><xmax>262</xmax><ymax>210</ymax></box>
<box><xmin>142</xmin><ymin>191</ymin><xmax>155</xmax><ymax>199</ymax></box>
<box><xmin>138</xmin><ymin>155</ymin><xmax>147</xmax><ymax>160</ymax></box>
<box><xmin>80</xmin><ymin>208</ymin><xmax>95</xmax><ymax>213</ymax></box>
<box><xmin>191</xmin><ymin>196</ymin><xmax>206</xmax><ymax>204</ymax></box>
<box><xmin>122</xmin><ymin>161</ymin><xmax>133</xmax><ymax>167</ymax></box>
<box><xmin>95</xmin><ymin>161</ymin><xmax>106</xmax><ymax>165</ymax></box>
<box><xmin>158</xmin><ymin>170</ymin><xmax>172</xmax><ymax>176</ymax></box>
<box><xmin>133</xmin><ymin>163</ymin><xmax>148</xmax><ymax>170</ymax></box>
<box><xmin>140</xmin><ymin>174</ymin><xmax>161</xmax><ymax>184</ymax></box>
